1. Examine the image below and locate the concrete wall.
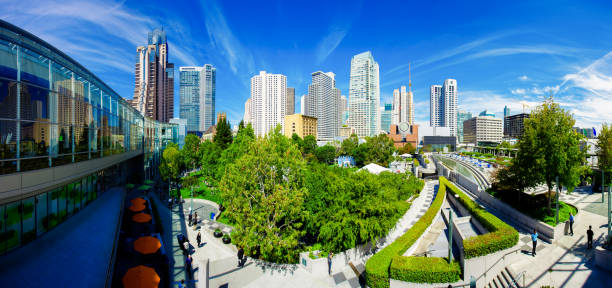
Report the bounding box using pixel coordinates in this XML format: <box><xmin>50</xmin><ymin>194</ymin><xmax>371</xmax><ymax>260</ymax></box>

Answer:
<box><xmin>0</xmin><ymin>150</ymin><xmax>141</xmax><ymax>205</ymax></box>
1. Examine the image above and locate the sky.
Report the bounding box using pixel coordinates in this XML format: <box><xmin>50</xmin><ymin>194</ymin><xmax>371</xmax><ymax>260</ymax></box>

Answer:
<box><xmin>2</xmin><ymin>0</ymin><xmax>612</xmax><ymax>129</ymax></box>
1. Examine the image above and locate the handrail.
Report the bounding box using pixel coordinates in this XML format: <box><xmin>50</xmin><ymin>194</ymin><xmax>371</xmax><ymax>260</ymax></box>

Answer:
<box><xmin>512</xmin><ymin>270</ymin><xmax>527</xmax><ymax>288</ymax></box>
<box><xmin>105</xmin><ymin>186</ymin><xmax>126</xmax><ymax>288</ymax></box>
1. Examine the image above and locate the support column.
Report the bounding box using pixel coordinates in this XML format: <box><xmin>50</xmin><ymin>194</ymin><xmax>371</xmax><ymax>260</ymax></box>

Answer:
<box><xmin>16</xmin><ymin>45</ymin><xmax>21</xmax><ymax>171</ymax></box>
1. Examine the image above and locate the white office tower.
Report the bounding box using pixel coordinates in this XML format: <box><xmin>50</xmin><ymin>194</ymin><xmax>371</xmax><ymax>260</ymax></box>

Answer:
<box><xmin>348</xmin><ymin>51</ymin><xmax>380</xmax><ymax>137</ymax></box>
<box><xmin>393</xmin><ymin>64</ymin><xmax>414</xmax><ymax>125</ymax></box>
<box><xmin>243</xmin><ymin>98</ymin><xmax>251</xmax><ymax>124</ymax></box>
<box><xmin>300</xmin><ymin>95</ymin><xmax>306</xmax><ymax>114</ymax></box>
<box><xmin>179</xmin><ymin>65</ymin><xmax>216</xmax><ymax>132</ymax></box>
<box><xmin>305</xmin><ymin>71</ymin><xmax>341</xmax><ymax>140</ymax></box>
<box><xmin>429</xmin><ymin>79</ymin><xmax>458</xmax><ymax>136</ymax></box>
<box><xmin>250</xmin><ymin>71</ymin><xmax>287</xmax><ymax>137</ymax></box>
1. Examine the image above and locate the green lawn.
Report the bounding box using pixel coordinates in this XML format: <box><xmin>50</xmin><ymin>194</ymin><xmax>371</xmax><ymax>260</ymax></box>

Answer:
<box><xmin>521</xmin><ymin>201</ymin><xmax>578</xmax><ymax>226</ymax></box>
<box><xmin>171</xmin><ymin>178</ymin><xmax>223</xmax><ymax>205</ymax></box>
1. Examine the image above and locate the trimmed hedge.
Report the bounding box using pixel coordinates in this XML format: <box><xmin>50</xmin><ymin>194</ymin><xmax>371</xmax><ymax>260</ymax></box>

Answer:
<box><xmin>441</xmin><ymin>177</ymin><xmax>518</xmax><ymax>258</ymax></box>
<box><xmin>389</xmin><ymin>256</ymin><xmax>461</xmax><ymax>283</ymax></box>
<box><xmin>365</xmin><ymin>178</ymin><xmax>447</xmax><ymax>288</ymax></box>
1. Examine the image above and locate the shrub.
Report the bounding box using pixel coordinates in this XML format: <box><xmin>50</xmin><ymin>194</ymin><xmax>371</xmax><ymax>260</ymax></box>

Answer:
<box><xmin>389</xmin><ymin>256</ymin><xmax>461</xmax><ymax>283</ymax></box>
<box><xmin>365</xmin><ymin>177</ymin><xmax>446</xmax><ymax>288</ymax></box>
<box><xmin>441</xmin><ymin>177</ymin><xmax>518</xmax><ymax>258</ymax></box>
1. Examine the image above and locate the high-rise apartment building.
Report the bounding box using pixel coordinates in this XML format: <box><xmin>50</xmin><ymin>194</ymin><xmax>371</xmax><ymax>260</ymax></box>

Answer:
<box><xmin>243</xmin><ymin>98</ymin><xmax>251</xmax><ymax>124</ymax></box>
<box><xmin>457</xmin><ymin>110</ymin><xmax>473</xmax><ymax>143</ymax></box>
<box><xmin>286</xmin><ymin>87</ymin><xmax>295</xmax><ymax>115</ymax></box>
<box><xmin>250</xmin><ymin>71</ymin><xmax>287</xmax><ymax>137</ymax></box>
<box><xmin>305</xmin><ymin>71</ymin><xmax>341</xmax><ymax>140</ymax></box>
<box><xmin>381</xmin><ymin>104</ymin><xmax>393</xmax><ymax>133</ymax></box>
<box><xmin>179</xmin><ymin>64</ymin><xmax>216</xmax><ymax>132</ymax></box>
<box><xmin>348</xmin><ymin>51</ymin><xmax>380</xmax><ymax>137</ymax></box>
<box><xmin>430</xmin><ymin>79</ymin><xmax>457</xmax><ymax>136</ymax></box>
<box><xmin>392</xmin><ymin>64</ymin><xmax>414</xmax><ymax>126</ymax></box>
<box><xmin>130</xmin><ymin>28</ymin><xmax>174</xmax><ymax>122</ymax></box>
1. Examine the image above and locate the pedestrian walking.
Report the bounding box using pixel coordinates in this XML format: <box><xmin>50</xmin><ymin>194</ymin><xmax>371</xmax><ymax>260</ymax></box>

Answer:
<box><xmin>188</xmin><ymin>213</ymin><xmax>193</xmax><ymax>226</ymax></box>
<box><xmin>185</xmin><ymin>255</ymin><xmax>193</xmax><ymax>278</ymax></box>
<box><xmin>197</xmin><ymin>232</ymin><xmax>202</xmax><ymax>247</ymax></box>
<box><xmin>194</xmin><ymin>212</ymin><xmax>198</xmax><ymax>225</ymax></box>
<box><xmin>531</xmin><ymin>229</ymin><xmax>538</xmax><ymax>257</ymax></box>
<box><xmin>569</xmin><ymin>213</ymin><xmax>575</xmax><ymax>236</ymax></box>
<box><xmin>587</xmin><ymin>225</ymin><xmax>594</xmax><ymax>249</ymax></box>
<box><xmin>237</xmin><ymin>247</ymin><xmax>244</xmax><ymax>267</ymax></box>
<box><xmin>327</xmin><ymin>252</ymin><xmax>334</xmax><ymax>275</ymax></box>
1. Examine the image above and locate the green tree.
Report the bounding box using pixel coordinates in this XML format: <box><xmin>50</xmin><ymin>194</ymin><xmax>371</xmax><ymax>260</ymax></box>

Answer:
<box><xmin>182</xmin><ymin>134</ymin><xmax>201</xmax><ymax>170</ymax></box>
<box><xmin>515</xmin><ymin>98</ymin><xmax>585</xmax><ymax>213</ymax></box>
<box><xmin>219</xmin><ymin>126</ymin><xmax>306</xmax><ymax>263</ymax></box>
<box><xmin>364</xmin><ymin>134</ymin><xmax>396</xmax><ymax>167</ymax></box>
<box><xmin>217</xmin><ymin>123</ymin><xmax>256</xmax><ymax>178</ymax></box>
<box><xmin>303</xmin><ymin>135</ymin><xmax>317</xmax><ymax>156</ymax></box>
<box><xmin>238</xmin><ymin>120</ymin><xmax>245</xmax><ymax>131</ymax></box>
<box><xmin>199</xmin><ymin>140</ymin><xmax>222</xmax><ymax>179</ymax></box>
<box><xmin>290</xmin><ymin>133</ymin><xmax>303</xmax><ymax>151</ymax></box>
<box><xmin>315</xmin><ymin>145</ymin><xmax>336</xmax><ymax>164</ymax></box>
<box><xmin>160</xmin><ymin>144</ymin><xmax>182</xmax><ymax>194</ymax></box>
<box><xmin>597</xmin><ymin>123</ymin><xmax>612</xmax><ymax>182</ymax></box>
<box><xmin>397</xmin><ymin>142</ymin><xmax>415</xmax><ymax>155</ymax></box>
<box><xmin>214</xmin><ymin>117</ymin><xmax>233</xmax><ymax>150</ymax></box>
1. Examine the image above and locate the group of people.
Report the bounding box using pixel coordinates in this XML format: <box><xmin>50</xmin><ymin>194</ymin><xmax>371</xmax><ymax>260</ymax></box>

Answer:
<box><xmin>188</xmin><ymin>212</ymin><xmax>199</xmax><ymax>226</ymax></box>
<box><xmin>168</xmin><ymin>194</ymin><xmax>182</xmax><ymax>208</ymax></box>
<box><xmin>530</xmin><ymin>212</ymin><xmax>595</xmax><ymax>257</ymax></box>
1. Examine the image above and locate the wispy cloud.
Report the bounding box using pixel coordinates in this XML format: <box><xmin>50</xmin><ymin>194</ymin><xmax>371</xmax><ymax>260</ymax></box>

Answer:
<box><xmin>315</xmin><ymin>27</ymin><xmax>348</xmax><ymax>64</ymax></box>
<box><xmin>518</xmin><ymin>75</ymin><xmax>529</xmax><ymax>81</ymax></box>
<box><xmin>200</xmin><ymin>0</ymin><xmax>254</xmax><ymax>76</ymax></box>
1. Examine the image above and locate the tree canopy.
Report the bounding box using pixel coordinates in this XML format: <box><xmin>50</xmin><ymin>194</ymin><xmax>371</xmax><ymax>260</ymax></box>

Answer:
<box><xmin>597</xmin><ymin>123</ymin><xmax>612</xmax><ymax>181</ymax></box>
<box><xmin>214</xmin><ymin>117</ymin><xmax>233</xmax><ymax>150</ymax></box>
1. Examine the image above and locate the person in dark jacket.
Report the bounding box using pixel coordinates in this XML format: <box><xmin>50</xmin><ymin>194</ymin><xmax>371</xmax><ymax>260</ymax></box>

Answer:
<box><xmin>237</xmin><ymin>247</ymin><xmax>245</xmax><ymax>267</ymax></box>
<box><xmin>196</xmin><ymin>232</ymin><xmax>202</xmax><ymax>247</ymax></box>
<box><xmin>587</xmin><ymin>226</ymin><xmax>594</xmax><ymax>249</ymax></box>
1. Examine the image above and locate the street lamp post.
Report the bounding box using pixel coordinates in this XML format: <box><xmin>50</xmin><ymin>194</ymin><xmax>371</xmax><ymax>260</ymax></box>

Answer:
<box><xmin>556</xmin><ymin>176</ymin><xmax>560</xmax><ymax>225</ymax></box>
<box><xmin>603</xmin><ymin>171</ymin><xmax>605</xmax><ymax>203</ymax></box>
<box><xmin>447</xmin><ymin>208</ymin><xmax>453</xmax><ymax>264</ymax></box>
<box><xmin>190</xmin><ymin>186</ymin><xmax>194</xmax><ymax>215</ymax></box>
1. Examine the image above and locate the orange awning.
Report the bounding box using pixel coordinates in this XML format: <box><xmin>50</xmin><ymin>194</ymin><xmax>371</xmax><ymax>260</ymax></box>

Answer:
<box><xmin>134</xmin><ymin>236</ymin><xmax>161</xmax><ymax>254</ymax></box>
<box><xmin>129</xmin><ymin>204</ymin><xmax>146</xmax><ymax>212</ymax></box>
<box><xmin>122</xmin><ymin>265</ymin><xmax>160</xmax><ymax>288</ymax></box>
<box><xmin>130</xmin><ymin>197</ymin><xmax>146</xmax><ymax>206</ymax></box>
<box><xmin>132</xmin><ymin>213</ymin><xmax>152</xmax><ymax>223</ymax></box>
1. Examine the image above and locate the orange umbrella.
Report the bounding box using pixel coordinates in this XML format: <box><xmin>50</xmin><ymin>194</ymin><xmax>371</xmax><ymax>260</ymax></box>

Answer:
<box><xmin>129</xmin><ymin>204</ymin><xmax>146</xmax><ymax>212</ymax></box>
<box><xmin>134</xmin><ymin>236</ymin><xmax>161</xmax><ymax>254</ymax></box>
<box><xmin>132</xmin><ymin>213</ymin><xmax>152</xmax><ymax>223</ymax></box>
<box><xmin>122</xmin><ymin>265</ymin><xmax>160</xmax><ymax>288</ymax></box>
<box><xmin>130</xmin><ymin>197</ymin><xmax>146</xmax><ymax>206</ymax></box>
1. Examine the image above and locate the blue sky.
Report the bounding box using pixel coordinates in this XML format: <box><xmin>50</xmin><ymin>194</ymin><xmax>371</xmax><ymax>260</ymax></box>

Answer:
<box><xmin>2</xmin><ymin>0</ymin><xmax>612</xmax><ymax>128</ymax></box>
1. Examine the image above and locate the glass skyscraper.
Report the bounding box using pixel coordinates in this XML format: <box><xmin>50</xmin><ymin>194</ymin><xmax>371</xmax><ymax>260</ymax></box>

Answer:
<box><xmin>381</xmin><ymin>103</ymin><xmax>393</xmax><ymax>133</ymax></box>
<box><xmin>179</xmin><ymin>65</ymin><xmax>216</xmax><ymax>132</ymax></box>
<box><xmin>457</xmin><ymin>110</ymin><xmax>473</xmax><ymax>143</ymax></box>
<box><xmin>348</xmin><ymin>51</ymin><xmax>380</xmax><ymax>137</ymax></box>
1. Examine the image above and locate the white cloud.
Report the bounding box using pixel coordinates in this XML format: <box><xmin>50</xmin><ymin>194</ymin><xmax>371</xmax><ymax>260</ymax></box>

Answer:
<box><xmin>200</xmin><ymin>0</ymin><xmax>254</xmax><ymax>76</ymax></box>
<box><xmin>519</xmin><ymin>75</ymin><xmax>529</xmax><ymax>81</ymax></box>
<box><xmin>511</xmin><ymin>88</ymin><xmax>526</xmax><ymax>95</ymax></box>
<box><xmin>315</xmin><ymin>27</ymin><xmax>348</xmax><ymax>64</ymax></box>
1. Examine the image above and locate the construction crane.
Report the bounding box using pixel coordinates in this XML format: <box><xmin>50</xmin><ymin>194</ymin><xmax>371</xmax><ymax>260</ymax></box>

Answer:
<box><xmin>520</xmin><ymin>101</ymin><xmax>530</xmax><ymax>113</ymax></box>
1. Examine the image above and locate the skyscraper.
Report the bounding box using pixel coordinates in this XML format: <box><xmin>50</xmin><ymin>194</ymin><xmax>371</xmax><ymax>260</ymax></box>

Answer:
<box><xmin>340</xmin><ymin>95</ymin><xmax>348</xmax><ymax>125</ymax></box>
<box><xmin>430</xmin><ymin>79</ymin><xmax>458</xmax><ymax>136</ymax></box>
<box><xmin>250</xmin><ymin>71</ymin><xmax>287</xmax><ymax>137</ymax></box>
<box><xmin>130</xmin><ymin>28</ymin><xmax>174</xmax><ymax>122</ymax></box>
<box><xmin>348</xmin><ymin>51</ymin><xmax>380</xmax><ymax>137</ymax></box>
<box><xmin>504</xmin><ymin>106</ymin><xmax>510</xmax><ymax>119</ymax></box>
<box><xmin>393</xmin><ymin>64</ymin><xmax>414</xmax><ymax>126</ymax></box>
<box><xmin>286</xmin><ymin>87</ymin><xmax>295</xmax><ymax>115</ymax></box>
<box><xmin>300</xmin><ymin>95</ymin><xmax>306</xmax><ymax>115</ymax></box>
<box><xmin>381</xmin><ymin>104</ymin><xmax>393</xmax><ymax>133</ymax></box>
<box><xmin>305</xmin><ymin>71</ymin><xmax>341</xmax><ymax>140</ymax></box>
<box><xmin>457</xmin><ymin>110</ymin><xmax>472</xmax><ymax>143</ymax></box>
<box><xmin>179</xmin><ymin>64</ymin><xmax>216</xmax><ymax>132</ymax></box>
<box><xmin>244</xmin><ymin>98</ymin><xmax>251</xmax><ymax>124</ymax></box>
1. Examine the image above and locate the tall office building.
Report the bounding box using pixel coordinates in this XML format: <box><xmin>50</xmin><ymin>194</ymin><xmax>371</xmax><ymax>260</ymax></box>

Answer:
<box><xmin>340</xmin><ymin>95</ymin><xmax>349</xmax><ymax>125</ymax></box>
<box><xmin>348</xmin><ymin>51</ymin><xmax>380</xmax><ymax>137</ymax></box>
<box><xmin>130</xmin><ymin>28</ymin><xmax>174</xmax><ymax>122</ymax></box>
<box><xmin>504</xmin><ymin>106</ymin><xmax>510</xmax><ymax>119</ymax></box>
<box><xmin>393</xmin><ymin>64</ymin><xmax>414</xmax><ymax>125</ymax></box>
<box><xmin>250</xmin><ymin>71</ymin><xmax>287</xmax><ymax>137</ymax></box>
<box><xmin>305</xmin><ymin>71</ymin><xmax>341</xmax><ymax>140</ymax></box>
<box><xmin>244</xmin><ymin>98</ymin><xmax>251</xmax><ymax>124</ymax></box>
<box><xmin>457</xmin><ymin>110</ymin><xmax>472</xmax><ymax>143</ymax></box>
<box><xmin>286</xmin><ymin>87</ymin><xmax>295</xmax><ymax>115</ymax></box>
<box><xmin>179</xmin><ymin>64</ymin><xmax>216</xmax><ymax>132</ymax></box>
<box><xmin>463</xmin><ymin>116</ymin><xmax>503</xmax><ymax>144</ymax></box>
<box><xmin>300</xmin><ymin>95</ymin><xmax>306</xmax><ymax>115</ymax></box>
<box><xmin>429</xmin><ymin>79</ymin><xmax>458</xmax><ymax>136</ymax></box>
<box><xmin>381</xmin><ymin>104</ymin><xmax>393</xmax><ymax>133</ymax></box>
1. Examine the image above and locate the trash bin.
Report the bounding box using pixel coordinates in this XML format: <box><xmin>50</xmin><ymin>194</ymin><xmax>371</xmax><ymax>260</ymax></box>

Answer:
<box><xmin>564</xmin><ymin>221</ymin><xmax>570</xmax><ymax>235</ymax></box>
<box><xmin>210</xmin><ymin>212</ymin><xmax>215</xmax><ymax>220</ymax></box>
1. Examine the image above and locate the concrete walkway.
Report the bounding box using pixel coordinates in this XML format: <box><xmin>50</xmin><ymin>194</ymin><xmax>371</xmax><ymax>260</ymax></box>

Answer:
<box><xmin>0</xmin><ymin>187</ymin><xmax>124</xmax><ymax>287</ymax></box>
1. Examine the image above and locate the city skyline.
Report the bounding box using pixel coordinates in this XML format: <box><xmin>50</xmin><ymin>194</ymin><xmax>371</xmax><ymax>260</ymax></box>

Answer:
<box><xmin>3</xmin><ymin>0</ymin><xmax>611</xmax><ymax>130</ymax></box>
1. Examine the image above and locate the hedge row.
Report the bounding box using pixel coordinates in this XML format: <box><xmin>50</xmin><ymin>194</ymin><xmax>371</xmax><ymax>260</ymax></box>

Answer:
<box><xmin>365</xmin><ymin>177</ymin><xmax>447</xmax><ymax>288</ymax></box>
<box><xmin>389</xmin><ymin>256</ymin><xmax>461</xmax><ymax>283</ymax></box>
<box><xmin>440</xmin><ymin>177</ymin><xmax>519</xmax><ymax>258</ymax></box>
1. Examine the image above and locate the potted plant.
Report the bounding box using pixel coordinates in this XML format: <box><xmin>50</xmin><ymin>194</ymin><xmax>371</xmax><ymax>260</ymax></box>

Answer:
<box><xmin>222</xmin><ymin>233</ymin><xmax>231</xmax><ymax>244</ymax></box>
<box><xmin>214</xmin><ymin>228</ymin><xmax>223</xmax><ymax>238</ymax></box>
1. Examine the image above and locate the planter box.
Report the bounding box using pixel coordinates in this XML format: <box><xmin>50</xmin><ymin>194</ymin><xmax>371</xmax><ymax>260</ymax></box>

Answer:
<box><xmin>299</xmin><ymin>251</ymin><xmax>328</xmax><ymax>275</ymax></box>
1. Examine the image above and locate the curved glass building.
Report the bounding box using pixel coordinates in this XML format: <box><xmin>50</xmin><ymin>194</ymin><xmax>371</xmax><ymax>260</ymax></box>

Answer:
<box><xmin>0</xmin><ymin>20</ymin><xmax>177</xmax><ymax>254</ymax></box>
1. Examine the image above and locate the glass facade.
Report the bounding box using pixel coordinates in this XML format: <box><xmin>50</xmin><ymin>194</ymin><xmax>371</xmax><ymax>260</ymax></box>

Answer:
<box><xmin>0</xmin><ymin>21</ymin><xmax>177</xmax><ymax>175</ymax></box>
<box><xmin>0</xmin><ymin>21</ymin><xmax>178</xmax><ymax>254</ymax></box>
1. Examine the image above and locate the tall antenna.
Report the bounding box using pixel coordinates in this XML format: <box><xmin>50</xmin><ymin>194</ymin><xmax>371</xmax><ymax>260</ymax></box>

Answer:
<box><xmin>408</xmin><ymin>62</ymin><xmax>412</xmax><ymax>92</ymax></box>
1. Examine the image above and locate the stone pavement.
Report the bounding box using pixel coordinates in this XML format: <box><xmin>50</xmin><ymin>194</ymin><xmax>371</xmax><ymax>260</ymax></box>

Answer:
<box><xmin>0</xmin><ymin>187</ymin><xmax>124</xmax><ymax>287</ymax></box>
<box><xmin>507</xmin><ymin>192</ymin><xmax>612</xmax><ymax>287</ymax></box>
